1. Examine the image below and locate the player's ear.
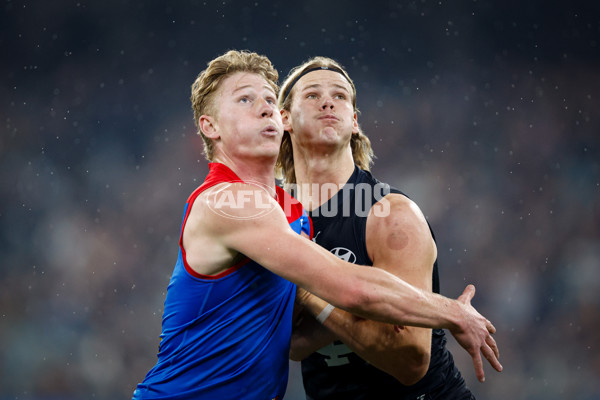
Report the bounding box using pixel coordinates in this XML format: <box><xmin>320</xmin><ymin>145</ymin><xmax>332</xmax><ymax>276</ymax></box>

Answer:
<box><xmin>199</xmin><ymin>115</ymin><xmax>219</xmax><ymax>139</ymax></box>
<box><xmin>351</xmin><ymin>112</ymin><xmax>359</xmax><ymax>135</ymax></box>
<box><xmin>281</xmin><ymin>109</ymin><xmax>293</xmax><ymax>133</ymax></box>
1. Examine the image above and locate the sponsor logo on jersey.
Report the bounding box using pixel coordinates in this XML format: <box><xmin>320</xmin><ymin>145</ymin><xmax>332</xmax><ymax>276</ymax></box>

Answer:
<box><xmin>330</xmin><ymin>247</ymin><xmax>357</xmax><ymax>264</ymax></box>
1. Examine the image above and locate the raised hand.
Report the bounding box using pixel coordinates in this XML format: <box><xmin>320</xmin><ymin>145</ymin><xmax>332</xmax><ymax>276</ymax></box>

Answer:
<box><xmin>449</xmin><ymin>284</ymin><xmax>502</xmax><ymax>382</ymax></box>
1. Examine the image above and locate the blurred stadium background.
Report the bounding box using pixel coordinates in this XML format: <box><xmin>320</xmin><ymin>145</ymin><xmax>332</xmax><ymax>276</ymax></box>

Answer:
<box><xmin>1</xmin><ymin>1</ymin><xmax>598</xmax><ymax>399</ymax></box>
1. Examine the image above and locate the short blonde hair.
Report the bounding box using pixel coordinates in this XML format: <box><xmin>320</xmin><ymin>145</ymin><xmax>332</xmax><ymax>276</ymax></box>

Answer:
<box><xmin>190</xmin><ymin>50</ymin><xmax>279</xmax><ymax>161</ymax></box>
<box><xmin>276</xmin><ymin>56</ymin><xmax>373</xmax><ymax>184</ymax></box>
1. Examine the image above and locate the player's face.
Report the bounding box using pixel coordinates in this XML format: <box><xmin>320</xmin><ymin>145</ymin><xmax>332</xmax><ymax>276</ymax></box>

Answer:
<box><xmin>213</xmin><ymin>72</ymin><xmax>283</xmax><ymax>161</ymax></box>
<box><xmin>283</xmin><ymin>70</ymin><xmax>358</xmax><ymax>148</ymax></box>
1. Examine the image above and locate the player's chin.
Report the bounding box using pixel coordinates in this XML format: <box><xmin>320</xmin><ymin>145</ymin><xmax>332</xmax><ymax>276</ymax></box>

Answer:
<box><xmin>261</xmin><ymin>136</ymin><xmax>283</xmax><ymax>150</ymax></box>
<box><xmin>253</xmin><ymin>145</ymin><xmax>280</xmax><ymax>161</ymax></box>
<box><xmin>261</xmin><ymin>139</ymin><xmax>282</xmax><ymax>153</ymax></box>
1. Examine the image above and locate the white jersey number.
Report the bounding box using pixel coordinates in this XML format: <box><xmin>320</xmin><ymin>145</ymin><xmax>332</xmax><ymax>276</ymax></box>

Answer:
<box><xmin>316</xmin><ymin>341</ymin><xmax>353</xmax><ymax>367</ymax></box>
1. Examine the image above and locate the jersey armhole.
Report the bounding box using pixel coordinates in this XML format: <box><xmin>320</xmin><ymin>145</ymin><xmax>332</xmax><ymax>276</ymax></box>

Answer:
<box><xmin>184</xmin><ymin>256</ymin><xmax>251</xmax><ymax>280</ymax></box>
<box><xmin>178</xmin><ymin>189</ymin><xmax>251</xmax><ymax>281</ymax></box>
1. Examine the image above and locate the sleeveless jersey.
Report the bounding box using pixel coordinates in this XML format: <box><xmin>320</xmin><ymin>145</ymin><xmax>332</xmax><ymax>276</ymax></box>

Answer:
<box><xmin>301</xmin><ymin>166</ymin><xmax>473</xmax><ymax>400</ymax></box>
<box><xmin>133</xmin><ymin>163</ymin><xmax>311</xmax><ymax>400</ymax></box>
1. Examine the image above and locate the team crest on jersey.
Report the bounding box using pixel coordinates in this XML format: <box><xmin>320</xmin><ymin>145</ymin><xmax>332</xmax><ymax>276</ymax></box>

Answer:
<box><xmin>330</xmin><ymin>247</ymin><xmax>357</xmax><ymax>264</ymax></box>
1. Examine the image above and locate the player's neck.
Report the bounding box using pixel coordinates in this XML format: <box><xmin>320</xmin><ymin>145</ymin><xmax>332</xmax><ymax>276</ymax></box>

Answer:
<box><xmin>214</xmin><ymin>154</ymin><xmax>277</xmax><ymax>193</ymax></box>
<box><xmin>292</xmin><ymin>144</ymin><xmax>355</xmax><ymax>211</ymax></box>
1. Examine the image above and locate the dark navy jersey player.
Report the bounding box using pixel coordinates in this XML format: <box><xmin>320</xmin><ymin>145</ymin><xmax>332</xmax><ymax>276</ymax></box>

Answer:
<box><xmin>301</xmin><ymin>167</ymin><xmax>474</xmax><ymax>399</ymax></box>
<box><xmin>277</xmin><ymin>56</ymin><xmax>500</xmax><ymax>399</ymax></box>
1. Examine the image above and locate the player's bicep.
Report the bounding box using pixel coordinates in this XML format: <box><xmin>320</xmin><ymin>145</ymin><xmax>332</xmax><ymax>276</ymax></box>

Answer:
<box><xmin>226</xmin><ymin>209</ymin><xmax>325</xmax><ymax>285</ymax></box>
<box><xmin>213</xmin><ymin>186</ymin><xmax>328</xmax><ymax>283</ymax></box>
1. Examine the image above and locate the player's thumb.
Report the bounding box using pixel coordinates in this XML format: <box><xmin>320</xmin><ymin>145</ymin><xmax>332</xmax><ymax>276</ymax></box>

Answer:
<box><xmin>459</xmin><ymin>284</ymin><xmax>476</xmax><ymax>304</ymax></box>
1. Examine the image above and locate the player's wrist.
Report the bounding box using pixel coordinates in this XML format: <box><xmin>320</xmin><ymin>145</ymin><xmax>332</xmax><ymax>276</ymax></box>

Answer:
<box><xmin>316</xmin><ymin>303</ymin><xmax>335</xmax><ymax>324</ymax></box>
<box><xmin>303</xmin><ymin>293</ymin><xmax>330</xmax><ymax>318</ymax></box>
<box><xmin>445</xmin><ymin>299</ymin><xmax>464</xmax><ymax>332</ymax></box>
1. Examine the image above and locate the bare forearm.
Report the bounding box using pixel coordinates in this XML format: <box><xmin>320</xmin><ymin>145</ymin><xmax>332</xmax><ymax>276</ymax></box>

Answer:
<box><xmin>342</xmin><ymin>279</ymin><xmax>503</xmax><ymax>382</ymax></box>
<box><xmin>305</xmin><ymin>295</ymin><xmax>389</xmax><ymax>357</ymax></box>
<box><xmin>235</xmin><ymin>219</ymin><xmax>460</xmax><ymax>330</ymax></box>
<box><xmin>343</xmin><ymin>266</ymin><xmax>461</xmax><ymax>330</ymax></box>
<box><xmin>301</xmin><ymin>292</ymin><xmax>431</xmax><ymax>384</ymax></box>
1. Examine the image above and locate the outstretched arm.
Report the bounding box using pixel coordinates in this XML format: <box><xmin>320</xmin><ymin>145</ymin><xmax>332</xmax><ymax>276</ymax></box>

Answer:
<box><xmin>290</xmin><ymin>195</ymin><xmax>501</xmax><ymax>382</ymax></box>
<box><xmin>187</xmin><ymin>183</ymin><xmax>502</xmax><ymax>380</ymax></box>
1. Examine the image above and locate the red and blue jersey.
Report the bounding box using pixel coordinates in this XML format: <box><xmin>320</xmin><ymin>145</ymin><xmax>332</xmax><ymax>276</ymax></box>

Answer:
<box><xmin>133</xmin><ymin>163</ymin><xmax>311</xmax><ymax>400</ymax></box>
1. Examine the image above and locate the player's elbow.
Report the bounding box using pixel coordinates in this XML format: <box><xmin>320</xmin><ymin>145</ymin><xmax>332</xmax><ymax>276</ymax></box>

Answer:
<box><xmin>289</xmin><ymin>333</ymin><xmax>311</xmax><ymax>361</ymax></box>
<box><xmin>288</xmin><ymin>340</ymin><xmax>302</xmax><ymax>361</ymax></box>
<box><xmin>392</xmin><ymin>346</ymin><xmax>430</xmax><ymax>386</ymax></box>
<box><xmin>289</xmin><ymin>347</ymin><xmax>305</xmax><ymax>362</ymax></box>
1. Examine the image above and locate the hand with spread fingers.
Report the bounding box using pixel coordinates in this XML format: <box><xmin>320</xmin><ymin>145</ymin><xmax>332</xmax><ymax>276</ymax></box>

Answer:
<box><xmin>449</xmin><ymin>284</ymin><xmax>502</xmax><ymax>382</ymax></box>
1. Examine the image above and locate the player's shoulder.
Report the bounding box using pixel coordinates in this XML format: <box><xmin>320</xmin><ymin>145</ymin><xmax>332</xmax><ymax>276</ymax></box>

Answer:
<box><xmin>368</xmin><ymin>192</ymin><xmax>429</xmax><ymax>234</ymax></box>
<box><xmin>193</xmin><ymin>181</ymin><xmax>280</xmax><ymax>225</ymax></box>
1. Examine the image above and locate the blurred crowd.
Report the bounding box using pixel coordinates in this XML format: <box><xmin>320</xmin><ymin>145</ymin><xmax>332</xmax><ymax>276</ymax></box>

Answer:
<box><xmin>1</xmin><ymin>1</ymin><xmax>598</xmax><ymax>399</ymax></box>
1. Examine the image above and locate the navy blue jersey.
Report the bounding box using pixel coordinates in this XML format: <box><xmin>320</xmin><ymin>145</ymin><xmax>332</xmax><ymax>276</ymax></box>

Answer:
<box><xmin>133</xmin><ymin>163</ymin><xmax>311</xmax><ymax>400</ymax></box>
<box><xmin>301</xmin><ymin>166</ymin><xmax>474</xmax><ymax>400</ymax></box>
